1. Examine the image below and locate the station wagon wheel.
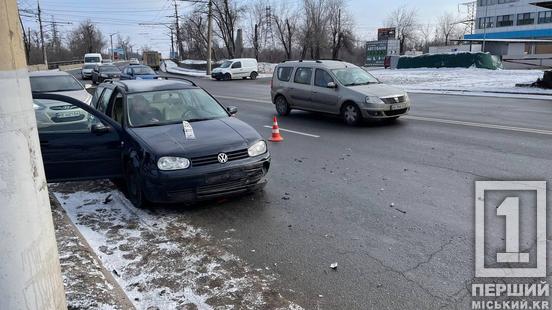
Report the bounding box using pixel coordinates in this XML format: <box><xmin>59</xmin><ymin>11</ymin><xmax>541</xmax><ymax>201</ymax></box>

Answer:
<box><xmin>342</xmin><ymin>103</ymin><xmax>362</xmax><ymax>126</ymax></box>
<box><xmin>124</xmin><ymin>162</ymin><xmax>149</xmax><ymax>209</ymax></box>
<box><xmin>275</xmin><ymin>96</ymin><xmax>291</xmax><ymax>116</ymax></box>
<box><xmin>223</xmin><ymin>73</ymin><xmax>231</xmax><ymax>81</ymax></box>
<box><xmin>250</xmin><ymin>72</ymin><xmax>258</xmax><ymax>80</ymax></box>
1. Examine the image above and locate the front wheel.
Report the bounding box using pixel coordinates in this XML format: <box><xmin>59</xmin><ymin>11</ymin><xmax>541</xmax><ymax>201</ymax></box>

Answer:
<box><xmin>124</xmin><ymin>162</ymin><xmax>149</xmax><ymax>209</ymax></box>
<box><xmin>250</xmin><ymin>72</ymin><xmax>258</xmax><ymax>80</ymax></box>
<box><xmin>275</xmin><ymin>96</ymin><xmax>291</xmax><ymax>116</ymax></box>
<box><xmin>341</xmin><ymin>103</ymin><xmax>362</xmax><ymax>126</ymax></box>
<box><xmin>223</xmin><ymin>73</ymin><xmax>231</xmax><ymax>81</ymax></box>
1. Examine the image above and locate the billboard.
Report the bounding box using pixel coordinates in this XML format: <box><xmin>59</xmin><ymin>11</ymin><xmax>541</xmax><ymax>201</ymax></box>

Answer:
<box><xmin>365</xmin><ymin>41</ymin><xmax>388</xmax><ymax>66</ymax></box>
<box><xmin>378</xmin><ymin>28</ymin><xmax>396</xmax><ymax>41</ymax></box>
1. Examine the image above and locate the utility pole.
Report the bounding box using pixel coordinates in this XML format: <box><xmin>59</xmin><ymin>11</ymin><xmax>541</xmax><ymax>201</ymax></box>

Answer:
<box><xmin>206</xmin><ymin>0</ymin><xmax>213</xmax><ymax>75</ymax></box>
<box><xmin>109</xmin><ymin>33</ymin><xmax>117</xmax><ymax>61</ymax></box>
<box><xmin>0</xmin><ymin>1</ymin><xmax>67</xmax><ymax>309</ymax></box>
<box><xmin>170</xmin><ymin>27</ymin><xmax>175</xmax><ymax>58</ymax></box>
<box><xmin>37</xmin><ymin>0</ymin><xmax>47</xmax><ymax>67</ymax></box>
<box><xmin>174</xmin><ymin>0</ymin><xmax>182</xmax><ymax>60</ymax></box>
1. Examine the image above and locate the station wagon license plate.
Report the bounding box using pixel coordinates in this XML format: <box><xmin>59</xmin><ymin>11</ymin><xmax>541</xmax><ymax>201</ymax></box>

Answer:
<box><xmin>55</xmin><ymin>111</ymin><xmax>81</xmax><ymax>118</ymax></box>
<box><xmin>390</xmin><ymin>103</ymin><xmax>407</xmax><ymax>110</ymax></box>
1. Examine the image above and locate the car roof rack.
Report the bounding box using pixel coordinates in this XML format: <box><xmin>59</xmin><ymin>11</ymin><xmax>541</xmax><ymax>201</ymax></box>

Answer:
<box><xmin>159</xmin><ymin>76</ymin><xmax>197</xmax><ymax>86</ymax></box>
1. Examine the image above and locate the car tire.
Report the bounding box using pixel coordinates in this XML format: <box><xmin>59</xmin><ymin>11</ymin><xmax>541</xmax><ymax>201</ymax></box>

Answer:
<box><xmin>223</xmin><ymin>73</ymin><xmax>231</xmax><ymax>81</ymax></box>
<box><xmin>275</xmin><ymin>96</ymin><xmax>291</xmax><ymax>116</ymax></box>
<box><xmin>250</xmin><ymin>72</ymin><xmax>258</xmax><ymax>80</ymax></box>
<box><xmin>124</xmin><ymin>162</ymin><xmax>149</xmax><ymax>209</ymax></box>
<box><xmin>341</xmin><ymin>102</ymin><xmax>362</xmax><ymax>126</ymax></box>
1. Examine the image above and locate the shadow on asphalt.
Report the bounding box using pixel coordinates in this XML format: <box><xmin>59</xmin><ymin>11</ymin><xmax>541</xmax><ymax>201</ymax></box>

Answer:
<box><xmin>282</xmin><ymin>109</ymin><xmax>408</xmax><ymax>129</ymax></box>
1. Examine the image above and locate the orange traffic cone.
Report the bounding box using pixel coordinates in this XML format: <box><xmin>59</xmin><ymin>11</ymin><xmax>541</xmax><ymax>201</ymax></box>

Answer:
<box><xmin>269</xmin><ymin>116</ymin><xmax>284</xmax><ymax>142</ymax></box>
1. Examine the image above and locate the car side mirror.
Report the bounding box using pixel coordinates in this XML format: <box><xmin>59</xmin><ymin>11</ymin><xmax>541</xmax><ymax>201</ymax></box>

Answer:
<box><xmin>91</xmin><ymin>123</ymin><xmax>110</xmax><ymax>134</ymax></box>
<box><xmin>227</xmin><ymin>106</ymin><xmax>238</xmax><ymax>115</ymax></box>
<box><xmin>327</xmin><ymin>82</ymin><xmax>337</xmax><ymax>89</ymax></box>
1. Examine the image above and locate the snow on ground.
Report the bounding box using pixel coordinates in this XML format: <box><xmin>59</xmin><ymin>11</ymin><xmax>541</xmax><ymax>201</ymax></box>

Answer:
<box><xmin>51</xmin><ymin>181</ymin><xmax>302</xmax><ymax>310</ymax></box>
<box><xmin>161</xmin><ymin>60</ymin><xmax>209</xmax><ymax>77</ymax></box>
<box><xmin>162</xmin><ymin>60</ymin><xmax>274</xmax><ymax>79</ymax></box>
<box><xmin>369</xmin><ymin>67</ymin><xmax>552</xmax><ymax>95</ymax></box>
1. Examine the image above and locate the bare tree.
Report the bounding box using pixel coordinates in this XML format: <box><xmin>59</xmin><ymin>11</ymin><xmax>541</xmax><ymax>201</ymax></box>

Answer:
<box><xmin>211</xmin><ymin>0</ymin><xmax>244</xmax><ymax>59</ymax></box>
<box><xmin>437</xmin><ymin>12</ymin><xmax>460</xmax><ymax>46</ymax></box>
<box><xmin>67</xmin><ymin>20</ymin><xmax>105</xmax><ymax>56</ymax></box>
<box><xmin>386</xmin><ymin>6</ymin><xmax>418</xmax><ymax>54</ymax></box>
<box><xmin>302</xmin><ymin>0</ymin><xmax>331</xmax><ymax>59</ymax></box>
<box><xmin>328</xmin><ymin>0</ymin><xmax>354</xmax><ymax>59</ymax></box>
<box><xmin>273</xmin><ymin>2</ymin><xmax>298</xmax><ymax>60</ymax></box>
<box><xmin>247</xmin><ymin>0</ymin><xmax>267</xmax><ymax>60</ymax></box>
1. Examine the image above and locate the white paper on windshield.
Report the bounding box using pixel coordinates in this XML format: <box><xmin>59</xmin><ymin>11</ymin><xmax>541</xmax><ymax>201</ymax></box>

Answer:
<box><xmin>182</xmin><ymin>121</ymin><xmax>196</xmax><ymax>140</ymax></box>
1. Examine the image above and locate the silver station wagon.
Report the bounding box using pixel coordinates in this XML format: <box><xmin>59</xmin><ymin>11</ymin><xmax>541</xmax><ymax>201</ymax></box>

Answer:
<box><xmin>270</xmin><ymin>60</ymin><xmax>410</xmax><ymax>125</ymax></box>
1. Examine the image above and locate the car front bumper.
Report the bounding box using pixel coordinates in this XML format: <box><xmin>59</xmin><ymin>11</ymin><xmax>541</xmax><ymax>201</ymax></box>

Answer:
<box><xmin>361</xmin><ymin>101</ymin><xmax>411</xmax><ymax>119</ymax></box>
<box><xmin>211</xmin><ymin>72</ymin><xmax>224</xmax><ymax>79</ymax></box>
<box><xmin>143</xmin><ymin>153</ymin><xmax>270</xmax><ymax>203</ymax></box>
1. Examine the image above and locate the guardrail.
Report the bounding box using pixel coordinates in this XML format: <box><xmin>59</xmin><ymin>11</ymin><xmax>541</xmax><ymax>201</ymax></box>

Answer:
<box><xmin>47</xmin><ymin>59</ymin><xmax>83</xmax><ymax>70</ymax></box>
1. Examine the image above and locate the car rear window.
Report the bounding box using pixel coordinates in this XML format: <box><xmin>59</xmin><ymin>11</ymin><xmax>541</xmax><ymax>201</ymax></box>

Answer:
<box><xmin>277</xmin><ymin>67</ymin><xmax>293</xmax><ymax>82</ymax></box>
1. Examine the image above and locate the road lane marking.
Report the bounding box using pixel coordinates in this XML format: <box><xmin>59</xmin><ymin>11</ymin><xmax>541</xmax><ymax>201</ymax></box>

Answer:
<box><xmin>217</xmin><ymin>95</ymin><xmax>272</xmax><ymax>104</ymax></box>
<box><xmin>263</xmin><ymin>126</ymin><xmax>320</xmax><ymax>138</ymax></box>
<box><xmin>405</xmin><ymin>115</ymin><xmax>552</xmax><ymax>136</ymax></box>
<box><xmin>215</xmin><ymin>94</ymin><xmax>552</xmax><ymax>136</ymax></box>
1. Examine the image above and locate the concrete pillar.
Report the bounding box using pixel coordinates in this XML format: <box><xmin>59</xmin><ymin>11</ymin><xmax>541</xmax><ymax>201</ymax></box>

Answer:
<box><xmin>0</xmin><ymin>1</ymin><xmax>67</xmax><ymax>309</ymax></box>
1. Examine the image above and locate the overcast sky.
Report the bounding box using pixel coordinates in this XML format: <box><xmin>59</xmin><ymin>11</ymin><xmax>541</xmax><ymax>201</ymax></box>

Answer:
<box><xmin>18</xmin><ymin>0</ymin><xmax>462</xmax><ymax>57</ymax></box>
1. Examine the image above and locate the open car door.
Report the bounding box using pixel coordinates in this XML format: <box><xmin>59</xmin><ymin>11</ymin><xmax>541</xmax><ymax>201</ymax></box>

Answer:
<box><xmin>33</xmin><ymin>93</ymin><xmax>124</xmax><ymax>182</ymax></box>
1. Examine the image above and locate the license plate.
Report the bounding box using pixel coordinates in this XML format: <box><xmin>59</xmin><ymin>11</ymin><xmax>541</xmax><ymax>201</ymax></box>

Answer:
<box><xmin>390</xmin><ymin>103</ymin><xmax>407</xmax><ymax>110</ymax></box>
<box><xmin>55</xmin><ymin>111</ymin><xmax>81</xmax><ymax>118</ymax></box>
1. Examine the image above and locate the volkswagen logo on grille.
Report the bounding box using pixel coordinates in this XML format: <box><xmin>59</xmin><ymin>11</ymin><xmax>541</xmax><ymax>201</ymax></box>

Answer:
<box><xmin>394</xmin><ymin>97</ymin><xmax>400</xmax><ymax>103</ymax></box>
<box><xmin>217</xmin><ymin>153</ymin><xmax>228</xmax><ymax>164</ymax></box>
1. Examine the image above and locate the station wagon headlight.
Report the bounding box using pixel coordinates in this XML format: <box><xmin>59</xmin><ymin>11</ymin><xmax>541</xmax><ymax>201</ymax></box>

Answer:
<box><xmin>365</xmin><ymin>96</ymin><xmax>384</xmax><ymax>104</ymax></box>
<box><xmin>157</xmin><ymin>157</ymin><xmax>190</xmax><ymax>170</ymax></box>
<box><xmin>248</xmin><ymin>141</ymin><xmax>267</xmax><ymax>157</ymax></box>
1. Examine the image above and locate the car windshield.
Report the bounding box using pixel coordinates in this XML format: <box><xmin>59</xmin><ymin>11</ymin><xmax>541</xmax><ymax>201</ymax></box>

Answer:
<box><xmin>85</xmin><ymin>56</ymin><xmax>100</xmax><ymax>63</ymax></box>
<box><xmin>30</xmin><ymin>75</ymin><xmax>83</xmax><ymax>92</ymax></box>
<box><xmin>133</xmin><ymin>66</ymin><xmax>155</xmax><ymax>75</ymax></box>
<box><xmin>100</xmin><ymin>65</ymin><xmax>120</xmax><ymax>73</ymax></box>
<box><xmin>127</xmin><ymin>89</ymin><xmax>229</xmax><ymax>127</ymax></box>
<box><xmin>331</xmin><ymin>67</ymin><xmax>380</xmax><ymax>86</ymax></box>
<box><xmin>220</xmin><ymin>61</ymin><xmax>232</xmax><ymax>68</ymax></box>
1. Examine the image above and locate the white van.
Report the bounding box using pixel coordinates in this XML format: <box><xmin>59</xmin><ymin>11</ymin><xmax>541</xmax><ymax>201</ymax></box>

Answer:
<box><xmin>211</xmin><ymin>58</ymin><xmax>259</xmax><ymax>81</ymax></box>
<box><xmin>84</xmin><ymin>53</ymin><xmax>102</xmax><ymax>65</ymax></box>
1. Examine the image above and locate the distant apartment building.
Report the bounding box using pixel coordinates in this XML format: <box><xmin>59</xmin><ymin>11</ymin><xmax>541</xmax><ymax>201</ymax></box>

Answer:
<box><xmin>464</xmin><ymin>0</ymin><xmax>552</xmax><ymax>54</ymax></box>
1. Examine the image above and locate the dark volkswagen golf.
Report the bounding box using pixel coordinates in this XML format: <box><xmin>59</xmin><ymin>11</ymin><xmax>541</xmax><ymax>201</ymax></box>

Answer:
<box><xmin>34</xmin><ymin>79</ymin><xmax>270</xmax><ymax>208</ymax></box>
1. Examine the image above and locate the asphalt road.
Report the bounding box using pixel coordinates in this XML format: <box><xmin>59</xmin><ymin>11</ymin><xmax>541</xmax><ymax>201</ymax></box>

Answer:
<box><xmin>71</xmin><ymin>68</ymin><xmax>552</xmax><ymax>309</ymax></box>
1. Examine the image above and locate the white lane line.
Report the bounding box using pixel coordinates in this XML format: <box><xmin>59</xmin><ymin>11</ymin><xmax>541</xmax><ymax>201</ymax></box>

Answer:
<box><xmin>263</xmin><ymin>126</ymin><xmax>320</xmax><ymax>138</ymax></box>
<box><xmin>405</xmin><ymin>115</ymin><xmax>552</xmax><ymax>136</ymax></box>
<box><xmin>217</xmin><ymin>95</ymin><xmax>272</xmax><ymax>104</ymax></box>
<box><xmin>215</xmin><ymin>94</ymin><xmax>552</xmax><ymax>136</ymax></box>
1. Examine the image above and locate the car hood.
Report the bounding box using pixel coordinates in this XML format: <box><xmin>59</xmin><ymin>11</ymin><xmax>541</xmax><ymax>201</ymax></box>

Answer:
<box><xmin>212</xmin><ymin>67</ymin><xmax>227</xmax><ymax>73</ymax></box>
<box><xmin>347</xmin><ymin>83</ymin><xmax>405</xmax><ymax>98</ymax></box>
<box><xmin>127</xmin><ymin>117</ymin><xmax>262</xmax><ymax>157</ymax></box>
<box><xmin>47</xmin><ymin>89</ymin><xmax>92</xmax><ymax>105</ymax></box>
<box><xmin>135</xmin><ymin>74</ymin><xmax>158</xmax><ymax>80</ymax></box>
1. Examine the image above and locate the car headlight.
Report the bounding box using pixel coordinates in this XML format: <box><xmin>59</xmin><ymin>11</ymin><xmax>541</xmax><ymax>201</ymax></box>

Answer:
<box><xmin>365</xmin><ymin>96</ymin><xmax>384</xmax><ymax>104</ymax></box>
<box><xmin>33</xmin><ymin>103</ymin><xmax>42</xmax><ymax>110</ymax></box>
<box><xmin>404</xmin><ymin>93</ymin><xmax>410</xmax><ymax>101</ymax></box>
<box><xmin>101</xmin><ymin>73</ymin><xmax>108</xmax><ymax>77</ymax></box>
<box><xmin>248</xmin><ymin>140</ymin><xmax>267</xmax><ymax>157</ymax></box>
<box><xmin>157</xmin><ymin>157</ymin><xmax>190</xmax><ymax>171</ymax></box>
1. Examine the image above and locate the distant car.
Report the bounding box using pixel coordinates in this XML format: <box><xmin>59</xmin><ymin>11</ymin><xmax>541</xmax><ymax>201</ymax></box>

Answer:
<box><xmin>129</xmin><ymin>58</ymin><xmax>140</xmax><ymax>65</ymax></box>
<box><xmin>34</xmin><ymin>78</ymin><xmax>270</xmax><ymax>208</ymax></box>
<box><xmin>271</xmin><ymin>60</ymin><xmax>411</xmax><ymax>125</ymax></box>
<box><xmin>92</xmin><ymin>64</ymin><xmax>121</xmax><ymax>84</ymax></box>
<box><xmin>81</xmin><ymin>63</ymin><xmax>96</xmax><ymax>79</ymax></box>
<box><xmin>211</xmin><ymin>58</ymin><xmax>258</xmax><ymax>81</ymax></box>
<box><xmin>120</xmin><ymin>65</ymin><xmax>158</xmax><ymax>80</ymax></box>
<box><xmin>30</xmin><ymin>71</ymin><xmax>93</xmax><ymax>130</ymax></box>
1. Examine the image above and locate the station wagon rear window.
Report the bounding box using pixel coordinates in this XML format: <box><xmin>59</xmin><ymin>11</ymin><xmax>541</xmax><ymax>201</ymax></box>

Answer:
<box><xmin>277</xmin><ymin>67</ymin><xmax>293</xmax><ymax>81</ymax></box>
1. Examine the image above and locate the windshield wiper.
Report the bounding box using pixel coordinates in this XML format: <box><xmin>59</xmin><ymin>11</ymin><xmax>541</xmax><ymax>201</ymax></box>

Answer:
<box><xmin>186</xmin><ymin>117</ymin><xmax>215</xmax><ymax>122</ymax></box>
